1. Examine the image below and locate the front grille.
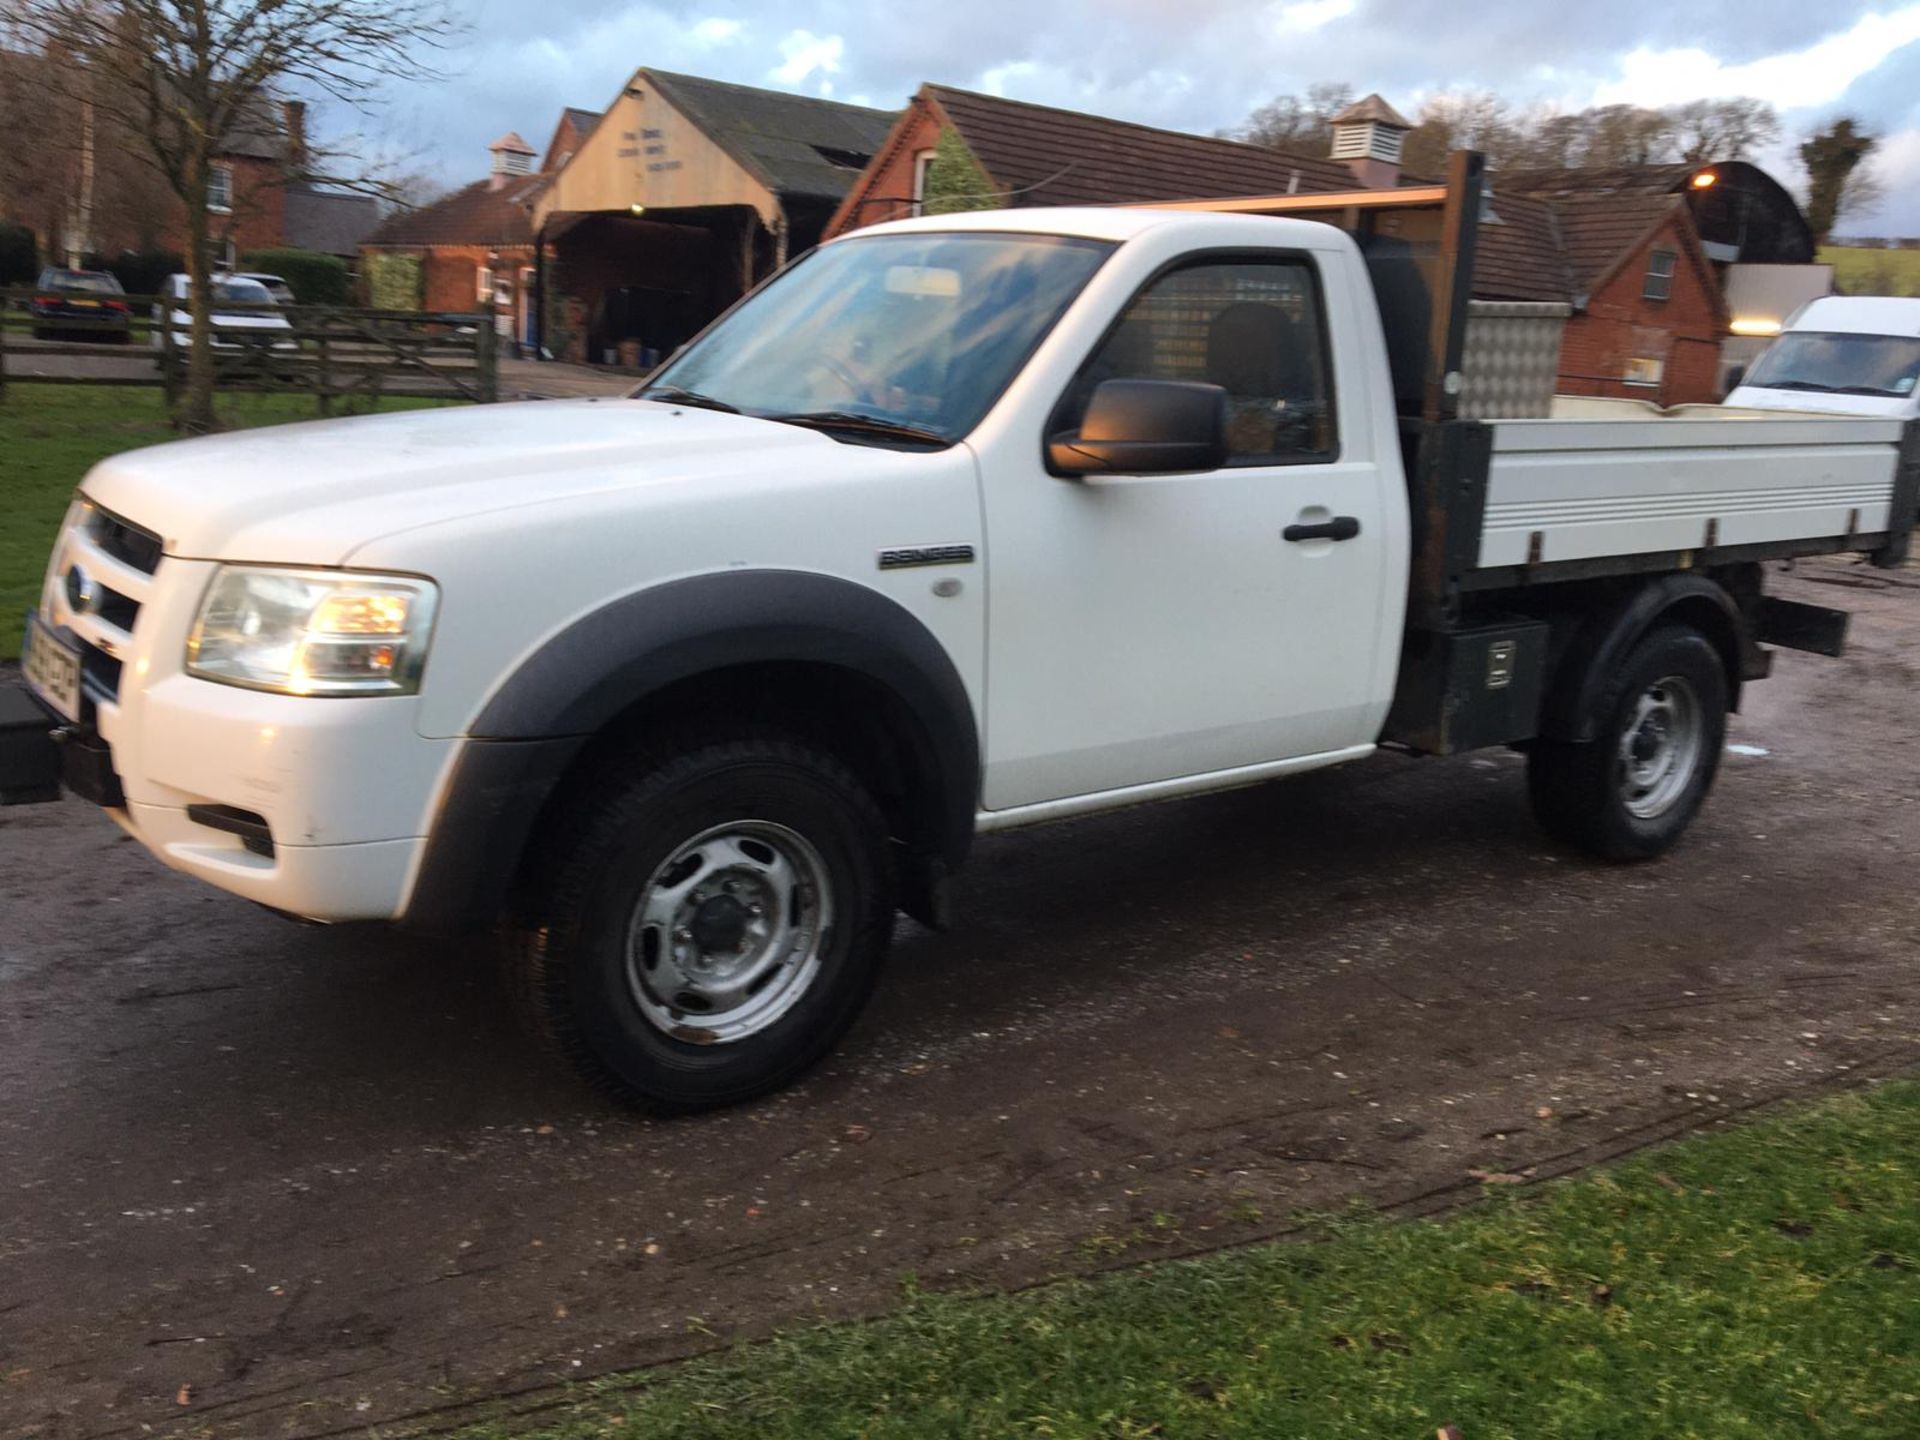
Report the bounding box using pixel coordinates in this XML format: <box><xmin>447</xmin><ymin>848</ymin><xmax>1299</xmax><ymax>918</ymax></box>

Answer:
<box><xmin>89</xmin><ymin>507</ymin><xmax>163</xmax><ymax>576</ymax></box>
<box><xmin>49</xmin><ymin>499</ymin><xmax>166</xmax><ymax>707</ymax></box>
<box><xmin>94</xmin><ymin>585</ymin><xmax>139</xmax><ymax>632</ymax></box>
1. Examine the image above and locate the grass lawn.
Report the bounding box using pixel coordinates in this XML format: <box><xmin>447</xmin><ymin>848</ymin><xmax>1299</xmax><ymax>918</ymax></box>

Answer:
<box><xmin>0</xmin><ymin>384</ymin><xmax>452</xmax><ymax>660</ymax></box>
<box><xmin>1820</xmin><ymin>245</ymin><xmax>1920</xmax><ymax>298</ymax></box>
<box><xmin>462</xmin><ymin>1081</ymin><xmax>1920</xmax><ymax>1440</ymax></box>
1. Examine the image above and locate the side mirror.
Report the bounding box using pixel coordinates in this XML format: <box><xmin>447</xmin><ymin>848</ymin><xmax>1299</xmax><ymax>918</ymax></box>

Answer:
<box><xmin>1048</xmin><ymin>378</ymin><xmax>1229</xmax><ymax>478</ymax></box>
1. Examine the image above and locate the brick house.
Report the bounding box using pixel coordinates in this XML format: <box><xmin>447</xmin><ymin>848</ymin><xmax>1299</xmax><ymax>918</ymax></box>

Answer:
<box><xmin>1500</xmin><ymin>162</ymin><xmax>1820</xmax><ymax>397</ymax></box>
<box><xmin>1540</xmin><ymin>195</ymin><xmax>1728</xmax><ymax>403</ymax></box>
<box><xmin>358</xmin><ymin>133</ymin><xmax>547</xmax><ymax>345</ymax></box>
<box><xmin>0</xmin><ymin>63</ymin><xmax>379</xmax><ymax>271</ymax></box>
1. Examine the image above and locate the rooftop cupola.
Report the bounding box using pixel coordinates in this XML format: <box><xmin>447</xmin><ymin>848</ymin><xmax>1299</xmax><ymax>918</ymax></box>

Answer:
<box><xmin>1329</xmin><ymin>93</ymin><xmax>1412</xmax><ymax>189</ymax></box>
<box><xmin>489</xmin><ymin>132</ymin><xmax>536</xmax><ymax>189</ymax></box>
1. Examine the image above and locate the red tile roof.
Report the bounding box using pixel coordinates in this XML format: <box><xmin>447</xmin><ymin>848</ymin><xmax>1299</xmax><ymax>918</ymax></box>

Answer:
<box><xmin>362</xmin><ymin>175</ymin><xmax>544</xmax><ymax>248</ymax></box>
<box><xmin>1549</xmin><ymin>193</ymin><xmax>1685</xmax><ymax>293</ymax></box>
<box><xmin>1473</xmin><ymin>192</ymin><xmax>1575</xmax><ymax>303</ymax></box>
<box><xmin>924</xmin><ymin>84</ymin><xmax>1362</xmax><ymax>207</ymax></box>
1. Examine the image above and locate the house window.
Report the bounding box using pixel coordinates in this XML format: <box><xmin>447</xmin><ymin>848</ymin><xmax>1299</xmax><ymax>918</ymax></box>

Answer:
<box><xmin>910</xmin><ymin>149</ymin><xmax>936</xmax><ymax>216</ymax></box>
<box><xmin>1643</xmin><ymin>248</ymin><xmax>1676</xmax><ymax>302</ymax></box>
<box><xmin>476</xmin><ymin>265</ymin><xmax>495</xmax><ymax>304</ymax></box>
<box><xmin>1623</xmin><ymin>356</ymin><xmax>1666</xmax><ymax>388</ymax></box>
<box><xmin>207</xmin><ymin>162</ymin><xmax>233</xmax><ymax>213</ymax></box>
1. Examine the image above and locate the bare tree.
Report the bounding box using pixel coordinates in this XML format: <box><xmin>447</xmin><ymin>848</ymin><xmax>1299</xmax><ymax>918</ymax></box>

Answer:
<box><xmin>1402</xmin><ymin>90</ymin><xmax>1533</xmax><ymax>176</ymax></box>
<box><xmin>0</xmin><ymin>0</ymin><xmax>459</xmax><ymax>431</ymax></box>
<box><xmin>1669</xmin><ymin>97</ymin><xmax>1778</xmax><ymax>163</ymax></box>
<box><xmin>1226</xmin><ymin>81</ymin><xmax>1354</xmax><ymax>155</ymax></box>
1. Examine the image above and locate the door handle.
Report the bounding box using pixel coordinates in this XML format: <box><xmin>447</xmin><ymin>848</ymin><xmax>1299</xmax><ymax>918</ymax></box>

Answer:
<box><xmin>1283</xmin><ymin>516</ymin><xmax>1361</xmax><ymax>543</ymax></box>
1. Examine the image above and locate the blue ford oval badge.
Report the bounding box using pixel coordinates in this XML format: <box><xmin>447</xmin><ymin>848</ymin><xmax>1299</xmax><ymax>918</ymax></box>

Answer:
<box><xmin>65</xmin><ymin>564</ymin><xmax>97</xmax><ymax>615</ymax></box>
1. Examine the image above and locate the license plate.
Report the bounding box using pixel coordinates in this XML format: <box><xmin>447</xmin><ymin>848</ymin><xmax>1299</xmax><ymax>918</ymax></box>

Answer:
<box><xmin>22</xmin><ymin>613</ymin><xmax>82</xmax><ymax>723</ymax></box>
<box><xmin>71</xmin><ymin>299</ymin><xmax>99</xmax><ymax>308</ymax></box>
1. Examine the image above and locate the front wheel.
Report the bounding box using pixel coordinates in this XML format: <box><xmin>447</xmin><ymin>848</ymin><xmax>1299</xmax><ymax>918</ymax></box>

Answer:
<box><xmin>1527</xmin><ymin>625</ymin><xmax>1728</xmax><ymax>861</ymax></box>
<box><xmin>511</xmin><ymin>729</ymin><xmax>895</xmax><ymax>1111</ymax></box>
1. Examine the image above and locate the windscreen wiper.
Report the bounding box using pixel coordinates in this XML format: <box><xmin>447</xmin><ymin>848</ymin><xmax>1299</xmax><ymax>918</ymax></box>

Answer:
<box><xmin>640</xmin><ymin>385</ymin><xmax>741</xmax><ymax>413</ymax></box>
<box><xmin>1756</xmin><ymin>380</ymin><xmax>1836</xmax><ymax>392</ymax></box>
<box><xmin>765</xmin><ymin>410</ymin><xmax>948</xmax><ymax>444</ymax></box>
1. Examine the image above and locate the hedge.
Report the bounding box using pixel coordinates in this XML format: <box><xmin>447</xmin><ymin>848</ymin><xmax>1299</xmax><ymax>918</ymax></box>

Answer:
<box><xmin>239</xmin><ymin>248</ymin><xmax>352</xmax><ymax>305</ymax></box>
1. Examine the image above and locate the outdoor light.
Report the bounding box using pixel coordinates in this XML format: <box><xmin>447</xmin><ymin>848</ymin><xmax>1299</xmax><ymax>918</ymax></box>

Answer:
<box><xmin>630</xmin><ymin>202</ymin><xmax>648</xmax><ymax>217</ymax></box>
<box><xmin>1691</xmin><ymin>171</ymin><xmax>1718</xmax><ymax>189</ymax></box>
<box><xmin>1730</xmin><ymin>317</ymin><xmax>1782</xmax><ymax>337</ymax></box>
<box><xmin>186</xmin><ymin>566</ymin><xmax>439</xmax><ymax>696</ymax></box>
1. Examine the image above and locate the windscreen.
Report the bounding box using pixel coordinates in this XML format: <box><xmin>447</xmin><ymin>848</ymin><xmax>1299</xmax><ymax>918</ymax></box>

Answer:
<box><xmin>49</xmin><ymin>272</ymin><xmax>121</xmax><ymax>294</ymax></box>
<box><xmin>211</xmin><ymin>279</ymin><xmax>274</xmax><ymax>305</ymax></box>
<box><xmin>645</xmin><ymin>232</ymin><xmax>1114</xmax><ymax>443</ymax></box>
<box><xmin>1743</xmin><ymin>330</ymin><xmax>1920</xmax><ymax>400</ymax></box>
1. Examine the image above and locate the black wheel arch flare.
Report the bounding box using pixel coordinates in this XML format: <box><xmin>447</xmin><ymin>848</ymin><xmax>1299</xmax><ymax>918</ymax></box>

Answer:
<box><xmin>1537</xmin><ymin>573</ymin><xmax>1748</xmax><ymax>745</ymax></box>
<box><xmin>404</xmin><ymin>570</ymin><xmax>980</xmax><ymax>935</ymax></box>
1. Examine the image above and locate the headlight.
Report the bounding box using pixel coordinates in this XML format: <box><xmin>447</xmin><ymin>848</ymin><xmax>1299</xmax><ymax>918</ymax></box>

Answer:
<box><xmin>186</xmin><ymin>566</ymin><xmax>438</xmax><ymax>696</ymax></box>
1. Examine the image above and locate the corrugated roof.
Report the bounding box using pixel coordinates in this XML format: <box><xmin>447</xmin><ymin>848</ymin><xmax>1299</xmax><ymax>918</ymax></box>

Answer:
<box><xmin>643</xmin><ymin>69</ymin><xmax>896</xmax><ymax>204</ymax></box>
<box><xmin>925</xmin><ymin>84</ymin><xmax>1360</xmax><ymax>206</ymax></box>
<box><xmin>362</xmin><ymin>175</ymin><xmax>544</xmax><ymax>248</ymax></box>
<box><xmin>284</xmin><ymin>187</ymin><xmax>382</xmax><ymax>257</ymax></box>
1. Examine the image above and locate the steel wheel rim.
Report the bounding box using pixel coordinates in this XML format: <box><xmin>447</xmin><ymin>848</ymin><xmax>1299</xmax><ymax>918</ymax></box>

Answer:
<box><xmin>624</xmin><ymin>820</ymin><xmax>834</xmax><ymax>1045</ymax></box>
<box><xmin>1617</xmin><ymin>674</ymin><xmax>1703</xmax><ymax>820</ymax></box>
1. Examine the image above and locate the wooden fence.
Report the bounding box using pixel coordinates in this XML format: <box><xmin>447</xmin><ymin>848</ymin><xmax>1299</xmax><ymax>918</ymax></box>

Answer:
<box><xmin>0</xmin><ymin>287</ymin><xmax>498</xmax><ymax>410</ymax></box>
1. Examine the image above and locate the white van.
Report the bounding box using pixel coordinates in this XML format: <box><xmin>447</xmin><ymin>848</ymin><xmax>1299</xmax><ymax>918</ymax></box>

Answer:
<box><xmin>1726</xmin><ymin>296</ymin><xmax>1920</xmax><ymax>419</ymax></box>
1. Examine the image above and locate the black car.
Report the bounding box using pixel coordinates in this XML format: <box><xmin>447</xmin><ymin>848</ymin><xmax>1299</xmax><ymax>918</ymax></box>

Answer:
<box><xmin>30</xmin><ymin>268</ymin><xmax>132</xmax><ymax>342</ymax></box>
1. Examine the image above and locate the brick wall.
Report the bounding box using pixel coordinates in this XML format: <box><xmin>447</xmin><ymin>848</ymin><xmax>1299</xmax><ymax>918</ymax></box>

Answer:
<box><xmin>1557</xmin><ymin>215</ymin><xmax>1726</xmax><ymax>405</ymax></box>
<box><xmin>146</xmin><ymin>155</ymin><xmax>288</xmax><ymax>264</ymax></box>
<box><xmin>824</xmin><ymin>94</ymin><xmax>945</xmax><ymax>238</ymax></box>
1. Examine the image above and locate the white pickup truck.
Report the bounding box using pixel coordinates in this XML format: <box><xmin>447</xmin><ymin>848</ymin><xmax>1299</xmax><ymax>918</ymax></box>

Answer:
<box><xmin>7</xmin><ymin>156</ymin><xmax>1918</xmax><ymax>1109</ymax></box>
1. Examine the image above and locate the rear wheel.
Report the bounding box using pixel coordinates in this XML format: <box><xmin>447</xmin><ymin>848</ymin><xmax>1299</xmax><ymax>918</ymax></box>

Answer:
<box><xmin>1527</xmin><ymin>625</ymin><xmax>1728</xmax><ymax>861</ymax></box>
<box><xmin>511</xmin><ymin>729</ymin><xmax>894</xmax><ymax>1111</ymax></box>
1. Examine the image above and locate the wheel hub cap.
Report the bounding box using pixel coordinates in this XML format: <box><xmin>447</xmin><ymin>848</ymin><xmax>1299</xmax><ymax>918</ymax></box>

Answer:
<box><xmin>625</xmin><ymin>821</ymin><xmax>833</xmax><ymax>1044</ymax></box>
<box><xmin>1617</xmin><ymin>675</ymin><xmax>1703</xmax><ymax>820</ymax></box>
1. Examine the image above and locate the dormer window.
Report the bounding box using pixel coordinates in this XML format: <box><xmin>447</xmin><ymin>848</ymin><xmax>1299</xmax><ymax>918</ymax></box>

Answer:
<box><xmin>207</xmin><ymin>162</ymin><xmax>233</xmax><ymax>213</ymax></box>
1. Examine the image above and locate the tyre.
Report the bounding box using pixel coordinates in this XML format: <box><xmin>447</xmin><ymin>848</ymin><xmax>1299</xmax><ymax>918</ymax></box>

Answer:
<box><xmin>1527</xmin><ymin>625</ymin><xmax>1728</xmax><ymax>861</ymax></box>
<box><xmin>512</xmin><ymin>728</ymin><xmax>895</xmax><ymax>1112</ymax></box>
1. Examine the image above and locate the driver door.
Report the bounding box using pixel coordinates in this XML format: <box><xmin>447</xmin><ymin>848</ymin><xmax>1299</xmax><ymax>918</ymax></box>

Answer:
<box><xmin>978</xmin><ymin>252</ymin><xmax>1396</xmax><ymax>811</ymax></box>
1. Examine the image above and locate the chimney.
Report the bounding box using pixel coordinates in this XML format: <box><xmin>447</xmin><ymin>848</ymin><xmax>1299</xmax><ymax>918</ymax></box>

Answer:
<box><xmin>281</xmin><ymin>99</ymin><xmax>308</xmax><ymax>176</ymax></box>
<box><xmin>488</xmin><ymin>132</ymin><xmax>536</xmax><ymax>190</ymax></box>
<box><xmin>1329</xmin><ymin>93</ymin><xmax>1411</xmax><ymax>190</ymax></box>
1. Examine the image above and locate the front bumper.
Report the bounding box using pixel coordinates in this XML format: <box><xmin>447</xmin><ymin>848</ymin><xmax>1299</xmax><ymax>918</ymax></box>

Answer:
<box><xmin>19</xmin><ymin>509</ymin><xmax>459</xmax><ymax>922</ymax></box>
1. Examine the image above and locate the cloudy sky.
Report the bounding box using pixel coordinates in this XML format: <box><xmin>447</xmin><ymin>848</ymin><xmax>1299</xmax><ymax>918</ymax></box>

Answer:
<box><xmin>381</xmin><ymin>0</ymin><xmax>1920</xmax><ymax>233</ymax></box>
